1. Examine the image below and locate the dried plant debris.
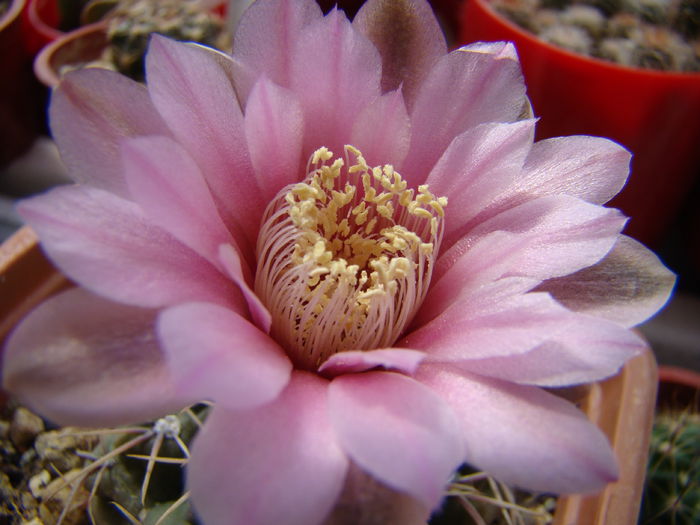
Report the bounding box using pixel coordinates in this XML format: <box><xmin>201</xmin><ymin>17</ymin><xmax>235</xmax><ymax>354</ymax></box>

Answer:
<box><xmin>0</xmin><ymin>400</ymin><xmax>203</xmax><ymax>524</ymax></box>
<box><xmin>490</xmin><ymin>0</ymin><xmax>700</xmax><ymax>71</ymax></box>
<box><xmin>0</xmin><ymin>400</ymin><xmax>96</xmax><ymax>524</ymax></box>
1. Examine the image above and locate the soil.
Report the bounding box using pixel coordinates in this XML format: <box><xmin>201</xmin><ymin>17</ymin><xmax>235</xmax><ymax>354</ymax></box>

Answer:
<box><xmin>0</xmin><ymin>399</ymin><xmax>95</xmax><ymax>524</ymax></box>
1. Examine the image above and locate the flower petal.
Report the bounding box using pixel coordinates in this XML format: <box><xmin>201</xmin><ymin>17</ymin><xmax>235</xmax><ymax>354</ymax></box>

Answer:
<box><xmin>187</xmin><ymin>372</ymin><xmax>348</xmax><ymax>525</ymax></box>
<box><xmin>424</xmin><ymin>195</ymin><xmax>626</xmax><ymax>324</ymax></box>
<box><xmin>455</xmin><ymin>314</ymin><xmax>646</xmax><ymax>386</ymax></box>
<box><xmin>2</xmin><ymin>288</ymin><xmax>189</xmax><ymax>427</ymax></box>
<box><xmin>244</xmin><ymin>77</ymin><xmax>304</xmax><ymax>201</ymax></box>
<box><xmin>146</xmin><ymin>36</ymin><xmax>262</xmax><ymax>251</ymax></box>
<box><xmin>328</xmin><ymin>371</ymin><xmax>463</xmax><ymax>508</ymax></box>
<box><xmin>290</xmin><ymin>9</ymin><xmax>382</xmax><ymax>157</ymax></box>
<box><xmin>402</xmin><ymin>46</ymin><xmax>526</xmax><ymax>184</ymax></box>
<box><xmin>17</xmin><ymin>186</ymin><xmax>240</xmax><ymax>309</ymax></box>
<box><xmin>121</xmin><ymin>135</ymin><xmax>234</xmax><ymax>265</ymax></box>
<box><xmin>353</xmin><ymin>0</ymin><xmax>446</xmax><ymax>106</ymax></box>
<box><xmin>405</xmin><ymin>291</ymin><xmax>574</xmax><ymax>361</ymax></box>
<box><xmin>417</xmin><ymin>232</ymin><xmax>539</xmax><ymax>326</ymax></box>
<box><xmin>323</xmin><ymin>463</ymin><xmax>431</xmax><ymax>525</ymax></box>
<box><xmin>350</xmin><ymin>89</ymin><xmax>411</xmax><ymax>169</ymax></box>
<box><xmin>425</xmin><ymin>120</ymin><xmax>535</xmax><ymax>247</ymax></box>
<box><xmin>233</xmin><ymin>0</ymin><xmax>323</xmax><ymax>87</ymax></box>
<box><xmin>440</xmin><ymin>194</ymin><xmax>627</xmax><ymax>283</ymax></box>
<box><xmin>157</xmin><ymin>302</ymin><xmax>291</xmax><ymax>410</ymax></box>
<box><xmin>519</xmin><ymin>135</ymin><xmax>631</xmax><ymax>204</ymax></box>
<box><xmin>318</xmin><ymin>349</ymin><xmax>426</xmax><ymax>377</ymax></box>
<box><xmin>417</xmin><ymin>365</ymin><xmax>618</xmax><ymax>494</ymax></box>
<box><xmin>218</xmin><ymin>244</ymin><xmax>272</xmax><ymax>332</ymax></box>
<box><xmin>49</xmin><ymin>68</ymin><xmax>170</xmax><ymax>196</ymax></box>
<box><xmin>536</xmin><ymin>235</ymin><xmax>676</xmax><ymax>327</ymax></box>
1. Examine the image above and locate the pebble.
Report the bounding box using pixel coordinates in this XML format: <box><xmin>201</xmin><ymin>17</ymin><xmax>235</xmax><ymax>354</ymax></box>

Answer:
<box><xmin>35</xmin><ymin>429</ymin><xmax>96</xmax><ymax>472</ymax></box>
<box><xmin>10</xmin><ymin>408</ymin><xmax>45</xmax><ymax>450</ymax></box>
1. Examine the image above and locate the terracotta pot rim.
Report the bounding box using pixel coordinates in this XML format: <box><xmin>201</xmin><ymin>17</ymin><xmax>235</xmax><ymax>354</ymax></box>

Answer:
<box><xmin>0</xmin><ymin>0</ymin><xmax>26</xmax><ymax>32</ymax></box>
<box><xmin>33</xmin><ymin>20</ymin><xmax>108</xmax><ymax>87</ymax></box>
<box><xmin>466</xmin><ymin>0</ymin><xmax>700</xmax><ymax>80</ymax></box>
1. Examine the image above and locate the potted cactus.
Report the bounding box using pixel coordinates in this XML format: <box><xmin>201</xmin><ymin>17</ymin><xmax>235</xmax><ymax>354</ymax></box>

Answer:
<box><xmin>640</xmin><ymin>366</ymin><xmax>700</xmax><ymax>524</ymax></box>
<box><xmin>33</xmin><ymin>0</ymin><xmax>227</xmax><ymax>86</ymax></box>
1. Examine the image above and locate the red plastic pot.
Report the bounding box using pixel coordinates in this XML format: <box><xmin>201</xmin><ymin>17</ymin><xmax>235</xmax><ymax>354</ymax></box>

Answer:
<box><xmin>22</xmin><ymin>0</ymin><xmax>63</xmax><ymax>55</ymax></box>
<box><xmin>458</xmin><ymin>0</ymin><xmax>700</xmax><ymax>248</ymax></box>
<box><xmin>0</xmin><ymin>0</ymin><xmax>45</xmax><ymax>167</ymax></box>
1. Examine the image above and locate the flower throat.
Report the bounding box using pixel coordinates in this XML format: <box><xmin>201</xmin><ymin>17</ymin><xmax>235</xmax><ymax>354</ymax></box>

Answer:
<box><xmin>255</xmin><ymin>146</ymin><xmax>446</xmax><ymax>371</ymax></box>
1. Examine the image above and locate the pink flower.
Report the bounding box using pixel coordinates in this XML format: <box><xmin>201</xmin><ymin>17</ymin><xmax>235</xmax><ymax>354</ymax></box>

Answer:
<box><xmin>2</xmin><ymin>0</ymin><xmax>674</xmax><ymax>523</ymax></box>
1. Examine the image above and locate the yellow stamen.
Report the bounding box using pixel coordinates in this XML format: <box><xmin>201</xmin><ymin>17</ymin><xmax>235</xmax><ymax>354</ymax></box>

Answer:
<box><xmin>254</xmin><ymin>146</ymin><xmax>447</xmax><ymax>370</ymax></box>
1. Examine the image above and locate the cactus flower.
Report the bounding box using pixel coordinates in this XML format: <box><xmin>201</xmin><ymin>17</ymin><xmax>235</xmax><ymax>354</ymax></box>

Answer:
<box><xmin>2</xmin><ymin>0</ymin><xmax>674</xmax><ymax>524</ymax></box>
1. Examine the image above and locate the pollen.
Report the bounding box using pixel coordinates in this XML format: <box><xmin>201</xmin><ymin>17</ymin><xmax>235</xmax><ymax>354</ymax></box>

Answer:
<box><xmin>254</xmin><ymin>146</ymin><xmax>446</xmax><ymax>371</ymax></box>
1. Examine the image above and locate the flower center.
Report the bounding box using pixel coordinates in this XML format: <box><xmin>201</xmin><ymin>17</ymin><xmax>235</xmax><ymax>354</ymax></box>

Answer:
<box><xmin>255</xmin><ymin>146</ymin><xmax>446</xmax><ymax>371</ymax></box>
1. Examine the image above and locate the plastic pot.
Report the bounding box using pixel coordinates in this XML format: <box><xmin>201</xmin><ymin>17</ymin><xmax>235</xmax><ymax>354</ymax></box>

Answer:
<box><xmin>33</xmin><ymin>19</ymin><xmax>107</xmax><ymax>87</ymax></box>
<box><xmin>0</xmin><ymin>0</ymin><xmax>45</xmax><ymax>168</ymax></box>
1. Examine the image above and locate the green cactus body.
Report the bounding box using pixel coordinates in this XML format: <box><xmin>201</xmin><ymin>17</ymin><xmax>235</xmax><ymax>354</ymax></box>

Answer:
<box><xmin>641</xmin><ymin>410</ymin><xmax>700</xmax><ymax>524</ymax></box>
<box><xmin>100</xmin><ymin>0</ymin><xmax>226</xmax><ymax>81</ymax></box>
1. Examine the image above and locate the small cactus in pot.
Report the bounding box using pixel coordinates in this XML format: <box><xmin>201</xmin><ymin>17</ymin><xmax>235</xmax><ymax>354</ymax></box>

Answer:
<box><xmin>641</xmin><ymin>410</ymin><xmax>700</xmax><ymax>524</ymax></box>
<box><xmin>74</xmin><ymin>0</ymin><xmax>227</xmax><ymax>81</ymax></box>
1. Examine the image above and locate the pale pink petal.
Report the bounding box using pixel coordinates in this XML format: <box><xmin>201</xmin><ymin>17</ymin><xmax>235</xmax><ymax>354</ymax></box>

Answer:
<box><xmin>145</xmin><ymin>36</ymin><xmax>262</xmax><ymax>252</ymax></box>
<box><xmin>17</xmin><ymin>186</ymin><xmax>241</xmax><ymax>310</ymax></box>
<box><xmin>417</xmin><ymin>232</ymin><xmax>540</xmax><ymax>326</ymax></box>
<box><xmin>401</xmin><ymin>47</ymin><xmax>526</xmax><ymax>184</ymax></box>
<box><xmin>417</xmin><ymin>365</ymin><xmax>618</xmax><ymax>493</ymax></box>
<box><xmin>187</xmin><ymin>372</ymin><xmax>348</xmax><ymax>525</ymax></box>
<box><xmin>244</xmin><ymin>77</ymin><xmax>304</xmax><ymax>201</ymax></box>
<box><xmin>328</xmin><ymin>371</ymin><xmax>463</xmax><ymax>508</ymax></box>
<box><xmin>218</xmin><ymin>243</ymin><xmax>272</xmax><ymax>333</ymax></box>
<box><xmin>49</xmin><ymin>68</ymin><xmax>170</xmax><ymax>196</ymax></box>
<box><xmin>519</xmin><ymin>136</ymin><xmax>631</xmax><ymax>204</ymax></box>
<box><xmin>318</xmin><ymin>349</ymin><xmax>426</xmax><ymax>377</ymax></box>
<box><xmin>536</xmin><ymin>235</ymin><xmax>676</xmax><ymax>327</ymax></box>
<box><xmin>2</xmin><ymin>288</ymin><xmax>190</xmax><ymax>427</ymax></box>
<box><xmin>290</xmin><ymin>9</ymin><xmax>382</xmax><ymax>157</ymax></box>
<box><xmin>233</xmin><ymin>0</ymin><xmax>323</xmax><ymax>87</ymax></box>
<box><xmin>454</xmin><ymin>314</ymin><xmax>646</xmax><ymax>386</ymax></box>
<box><xmin>423</xmin><ymin>196</ymin><xmax>626</xmax><ymax>325</ymax></box>
<box><xmin>441</xmin><ymin>194</ymin><xmax>627</xmax><ymax>282</ymax></box>
<box><xmin>350</xmin><ymin>89</ymin><xmax>411</xmax><ymax>168</ymax></box>
<box><xmin>121</xmin><ymin>136</ymin><xmax>234</xmax><ymax>265</ymax></box>
<box><xmin>353</xmin><ymin>0</ymin><xmax>446</xmax><ymax>106</ymax></box>
<box><xmin>324</xmin><ymin>463</ymin><xmax>432</xmax><ymax>525</ymax></box>
<box><xmin>405</xmin><ymin>292</ymin><xmax>575</xmax><ymax>361</ymax></box>
<box><xmin>425</xmin><ymin>120</ymin><xmax>535</xmax><ymax>247</ymax></box>
<box><xmin>157</xmin><ymin>302</ymin><xmax>291</xmax><ymax>410</ymax></box>
<box><xmin>461</xmin><ymin>41</ymin><xmax>520</xmax><ymax>61</ymax></box>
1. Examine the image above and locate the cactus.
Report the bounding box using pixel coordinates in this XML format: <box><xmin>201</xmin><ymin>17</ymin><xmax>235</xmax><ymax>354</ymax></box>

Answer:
<box><xmin>489</xmin><ymin>0</ymin><xmax>700</xmax><ymax>71</ymax></box>
<box><xmin>84</xmin><ymin>0</ymin><xmax>227</xmax><ymax>81</ymax></box>
<box><xmin>641</xmin><ymin>409</ymin><xmax>700</xmax><ymax>525</ymax></box>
